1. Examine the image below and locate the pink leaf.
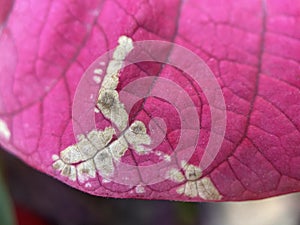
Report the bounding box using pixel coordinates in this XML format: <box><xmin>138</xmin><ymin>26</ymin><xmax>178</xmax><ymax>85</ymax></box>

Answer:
<box><xmin>0</xmin><ymin>0</ymin><xmax>300</xmax><ymax>202</ymax></box>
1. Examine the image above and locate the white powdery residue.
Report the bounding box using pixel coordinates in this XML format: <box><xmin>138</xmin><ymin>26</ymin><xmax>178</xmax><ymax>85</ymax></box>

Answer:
<box><xmin>52</xmin><ymin>36</ymin><xmax>143</xmax><ymax>184</ymax></box>
<box><xmin>0</xmin><ymin>119</ymin><xmax>10</xmax><ymax>141</ymax></box>
<box><xmin>135</xmin><ymin>185</ymin><xmax>145</xmax><ymax>194</ymax></box>
<box><xmin>113</xmin><ymin>36</ymin><xmax>134</xmax><ymax>61</ymax></box>
<box><xmin>96</xmin><ymin>35</ymin><xmax>134</xmax><ymax>132</ymax></box>
<box><xmin>93</xmin><ymin>75</ymin><xmax>101</xmax><ymax>84</ymax></box>
<box><xmin>59</xmin><ymin>128</ymin><xmax>115</xmax><ymax>165</ymax></box>
<box><xmin>52</xmin><ymin>127</ymin><xmax>116</xmax><ymax>182</ymax></box>
<box><xmin>97</xmin><ymin>89</ymin><xmax>129</xmax><ymax>131</ymax></box>
<box><xmin>60</xmin><ymin>145</ymin><xmax>83</xmax><ymax>164</ymax></box>
<box><xmin>94</xmin><ymin>68</ymin><xmax>103</xmax><ymax>75</ymax></box>
<box><xmin>52</xmin><ymin>159</ymin><xmax>65</xmax><ymax>171</ymax></box>
<box><xmin>94</xmin><ymin>148</ymin><xmax>114</xmax><ymax>177</ymax></box>
<box><xmin>77</xmin><ymin>159</ymin><xmax>96</xmax><ymax>183</ymax></box>
<box><xmin>124</xmin><ymin>121</ymin><xmax>151</xmax><ymax>154</ymax></box>
<box><xmin>61</xmin><ymin>164</ymin><xmax>77</xmax><ymax>181</ymax></box>
<box><xmin>177</xmin><ymin>177</ymin><xmax>222</xmax><ymax>200</ymax></box>
<box><xmin>196</xmin><ymin>177</ymin><xmax>222</xmax><ymax>200</ymax></box>
<box><xmin>167</xmin><ymin>168</ymin><xmax>185</xmax><ymax>183</ymax></box>
<box><xmin>184</xmin><ymin>164</ymin><xmax>202</xmax><ymax>181</ymax></box>
<box><xmin>109</xmin><ymin>135</ymin><xmax>128</xmax><ymax>159</ymax></box>
<box><xmin>167</xmin><ymin>161</ymin><xmax>222</xmax><ymax>200</ymax></box>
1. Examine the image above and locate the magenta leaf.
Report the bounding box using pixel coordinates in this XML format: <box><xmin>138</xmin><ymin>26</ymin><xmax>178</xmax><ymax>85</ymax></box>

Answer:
<box><xmin>0</xmin><ymin>0</ymin><xmax>300</xmax><ymax>202</ymax></box>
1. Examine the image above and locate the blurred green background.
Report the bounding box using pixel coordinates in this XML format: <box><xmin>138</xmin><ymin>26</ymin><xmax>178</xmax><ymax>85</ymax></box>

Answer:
<box><xmin>0</xmin><ymin>149</ymin><xmax>300</xmax><ymax>225</ymax></box>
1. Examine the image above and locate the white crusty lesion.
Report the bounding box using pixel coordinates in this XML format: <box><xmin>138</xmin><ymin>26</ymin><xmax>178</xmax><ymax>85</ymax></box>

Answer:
<box><xmin>95</xmin><ymin>36</ymin><xmax>133</xmax><ymax>131</ymax></box>
<box><xmin>76</xmin><ymin>159</ymin><xmax>97</xmax><ymax>183</ymax></box>
<box><xmin>52</xmin><ymin>36</ymin><xmax>152</xmax><ymax>184</ymax></box>
<box><xmin>94</xmin><ymin>147</ymin><xmax>114</xmax><ymax>177</ymax></box>
<box><xmin>167</xmin><ymin>161</ymin><xmax>222</xmax><ymax>200</ymax></box>
<box><xmin>93</xmin><ymin>75</ymin><xmax>101</xmax><ymax>84</ymax></box>
<box><xmin>97</xmin><ymin>89</ymin><xmax>128</xmax><ymax>131</ymax></box>
<box><xmin>52</xmin><ymin>120</ymin><xmax>152</xmax><ymax>182</ymax></box>
<box><xmin>60</xmin><ymin>127</ymin><xmax>115</xmax><ymax>164</ymax></box>
<box><xmin>124</xmin><ymin>121</ymin><xmax>151</xmax><ymax>154</ymax></box>
<box><xmin>52</xmin><ymin>158</ymin><xmax>77</xmax><ymax>181</ymax></box>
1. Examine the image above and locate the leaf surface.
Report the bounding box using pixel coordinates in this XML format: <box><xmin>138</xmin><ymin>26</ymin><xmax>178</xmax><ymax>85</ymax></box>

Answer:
<box><xmin>0</xmin><ymin>0</ymin><xmax>300</xmax><ymax>201</ymax></box>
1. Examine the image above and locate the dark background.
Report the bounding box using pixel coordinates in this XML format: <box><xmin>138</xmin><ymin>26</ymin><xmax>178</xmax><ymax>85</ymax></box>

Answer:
<box><xmin>1</xmin><ymin>149</ymin><xmax>300</xmax><ymax>225</ymax></box>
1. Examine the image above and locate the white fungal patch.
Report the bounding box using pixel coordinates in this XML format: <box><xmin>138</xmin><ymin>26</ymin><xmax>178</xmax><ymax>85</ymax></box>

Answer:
<box><xmin>167</xmin><ymin>168</ymin><xmax>185</xmax><ymax>183</ymax></box>
<box><xmin>177</xmin><ymin>181</ymin><xmax>198</xmax><ymax>198</ymax></box>
<box><xmin>167</xmin><ymin>161</ymin><xmax>222</xmax><ymax>200</ymax></box>
<box><xmin>52</xmin><ymin>120</ymin><xmax>151</xmax><ymax>182</ymax></box>
<box><xmin>60</xmin><ymin>145</ymin><xmax>82</xmax><ymax>164</ymax></box>
<box><xmin>113</xmin><ymin>35</ymin><xmax>134</xmax><ymax>60</ymax></box>
<box><xmin>77</xmin><ymin>159</ymin><xmax>96</xmax><ymax>183</ymax></box>
<box><xmin>94</xmin><ymin>148</ymin><xmax>114</xmax><ymax>177</ymax></box>
<box><xmin>91</xmin><ymin>121</ymin><xmax>151</xmax><ymax>176</ymax></box>
<box><xmin>109</xmin><ymin>135</ymin><xmax>128</xmax><ymax>159</ymax></box>
<box><xmin>100</xmin><ymin>36</ymin><xmax>133</xmax><ymax>90</ymax></box>
<box><xmin>61</xmin><ymin>164</ymin><xmax>77</xmax><ymax>181</ymax></box>
<box><xmin>52</xmin><ymin>36</ymin><xmax>156</xmax><ymax>185</ymax></box>
<box><xmin>52</xmin><ymin>159</ymin><xmax>77</xmax><ymax>181</ymax></box>
<box><xmin>176</xmin><ymin>178</ymin><xmax>222</xmax><ymax>200</ymax></box>
<box><xmin>97</xmin><ymin>36</ymin><xmax>133</xmax><ymax>131</ymax></box>
<box><xmin>124</xmin><ymin>121</ymin><xmax>151</xmax><ymax>154</ymax></box>
<box><xmin>196</xmin><ymin>177</ymin><xmax>222</xmax><ymax>200</ymax></box>
<box><xmin>184</xmin><ymin>164</ymin><xmax>202</xmax><ymax>181</ymax></box>
<box><xmin>97</xmin><ymin>89</ymin><xmax>128</xmax><ymax>131</ymax></box>
<box><xmin>52</xmin><ymin>159</ymin><xmax>65</xmax><ymax>171</ymax></box>
<box><xmin>52</xmin><ymin>127</ymin><xmax>115</xmax><ymax>181</ymax></box>
<box><xmin>0</xmin><ymin>119</ymin><xmax>10</xmax><ymax>141</ymax></box>
<box><xmin>60</xmin><ymin>127</ymin><xmax>115</xmax><ymax>164</ymax></box>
